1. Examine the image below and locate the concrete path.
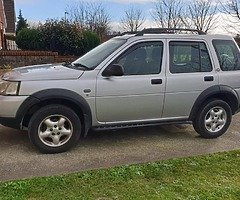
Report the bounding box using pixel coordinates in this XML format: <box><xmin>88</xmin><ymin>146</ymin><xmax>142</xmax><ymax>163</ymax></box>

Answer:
<box><xmin>0</xmin><ymin>114</ymin><xmax>240</xmax><ymax>181</ymax></box>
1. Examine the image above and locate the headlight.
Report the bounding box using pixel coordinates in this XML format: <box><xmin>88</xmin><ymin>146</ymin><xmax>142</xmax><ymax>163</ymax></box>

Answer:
<box><xmin>0</xmin><ymin>80</ymin><xmax>20</xmax><ymax>96</ymax></box>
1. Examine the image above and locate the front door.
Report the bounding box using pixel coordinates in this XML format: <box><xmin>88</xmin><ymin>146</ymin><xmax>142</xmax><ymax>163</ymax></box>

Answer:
<box><xmin>96</xmin><ymin>41</ymin><xmax>166</xmax><ymax>123</ymax></box>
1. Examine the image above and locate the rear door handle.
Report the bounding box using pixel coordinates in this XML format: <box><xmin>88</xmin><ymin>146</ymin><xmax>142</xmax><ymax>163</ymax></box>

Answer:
<box><xmin>151</xmin><ymin>79</ymin><xmax>162</xmax><ymax>85</ymax></box>
<box><xmin>204</xmin><ymin>76</ymin><xmax>214</xmax><ymax>82</ymax></box>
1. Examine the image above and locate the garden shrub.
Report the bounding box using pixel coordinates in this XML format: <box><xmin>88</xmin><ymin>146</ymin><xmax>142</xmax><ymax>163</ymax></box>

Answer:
<box><xmin>16</xmin><ymin>20</ymin><xmax>101</xmax><ymax>56</ymax></box>
<box><xmin>16</xmin><ymin>28</ymin><xmax>44</xmax><ymax>51</ymax></box>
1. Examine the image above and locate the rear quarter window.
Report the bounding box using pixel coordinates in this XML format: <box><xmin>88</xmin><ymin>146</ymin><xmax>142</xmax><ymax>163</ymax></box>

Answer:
<box><xmin>213</xmin><ymin>40</ymin><xmax>240</xmax><ymax>71</ymax></box>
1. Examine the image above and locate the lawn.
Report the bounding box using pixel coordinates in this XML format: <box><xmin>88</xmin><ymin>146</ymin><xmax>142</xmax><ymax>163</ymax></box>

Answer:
<box><xmin>0</xmin><ymin>150</ymin><xmax>240</xmax><ymax>200</ymax></box>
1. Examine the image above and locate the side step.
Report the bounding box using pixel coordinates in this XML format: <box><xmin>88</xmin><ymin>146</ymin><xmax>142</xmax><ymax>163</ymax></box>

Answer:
<box><xmin>92</xmin><ymin>120</ymin><xmax>192</xmax><ymax>131</ymax></box>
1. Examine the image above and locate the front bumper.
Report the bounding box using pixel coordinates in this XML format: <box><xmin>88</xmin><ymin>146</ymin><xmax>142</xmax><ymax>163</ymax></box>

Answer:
<box><xmin>0</xmin><ymin>117</ymin><xmax>20</xmax><ymax>129</ymax></box>
<box><xmin>0</xmin><ymin>95</ymin><xmax>29</xmax><ymax>118</ymax></box>
<box><xmin>0</xmin><ymin>95</ymin><xmax>29</xmax><ymax>129</ymax></box>
<box><xmin>236</xmin><ymin>107</ymin><xmax>240</xmax><ymax>114</ymax></box>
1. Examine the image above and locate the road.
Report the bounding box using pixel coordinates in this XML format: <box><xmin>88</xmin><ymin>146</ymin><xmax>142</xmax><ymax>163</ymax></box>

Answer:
<box><xmin>0</xmin><ymin>114</ymin><xmax>240</xmax><ymax>182</ymax></box>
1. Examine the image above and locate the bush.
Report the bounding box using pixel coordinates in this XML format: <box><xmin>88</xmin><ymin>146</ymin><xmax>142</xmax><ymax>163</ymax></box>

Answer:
<box><xmin>82</xmin><ymin>31</ymin><xmax>101</xmax><ymax>54</ymax></box>
<box><xmin>15</xmin><ymin>20</ymin><xmax>101</xmax><ymax>56</ymax></box>
<box><xmin>38</xmin><ymin>20</ymin><xmax>80</xmax><ymax>55</ymax></box>
<box><xmin>16</xmin><ymin>28</ymin><xmax>44</xmax><ymax>50</ymax></box>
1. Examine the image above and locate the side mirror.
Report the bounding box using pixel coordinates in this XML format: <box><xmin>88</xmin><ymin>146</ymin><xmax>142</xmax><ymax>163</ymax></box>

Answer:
<box><xmin>102</xmin><ymin>64</ymin><xmax>124</xmax><ymax>77</ymax></box>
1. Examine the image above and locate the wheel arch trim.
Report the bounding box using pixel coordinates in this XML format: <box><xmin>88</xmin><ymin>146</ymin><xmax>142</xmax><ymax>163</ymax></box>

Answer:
<box><xmin>16</xmin><ymin>89</ymin><xmax>92</xmax><ymax>135</ymax></box>
<box><xmin>189</xmin><ymin>85</ymin><xmax>239</xmax><ymax>121</ymax></box>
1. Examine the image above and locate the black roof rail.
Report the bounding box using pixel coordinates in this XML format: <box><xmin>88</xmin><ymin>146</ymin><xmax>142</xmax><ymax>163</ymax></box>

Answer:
<box><xmin>119</xmin><ymin>31</ymin><xmax>139</xmax><ymax>36</ymax></box>
<box><xmin>135</xmin><ymin>28</ymin><xmax>206</xmax><ymax>36</ymax></box>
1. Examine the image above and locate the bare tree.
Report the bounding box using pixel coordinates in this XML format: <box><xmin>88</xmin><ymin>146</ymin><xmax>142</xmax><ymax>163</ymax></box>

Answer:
<box><xmin>220</xmin><ymin>0</ymin><xmax>240</xmax><ymax>32</ymax></box>
<box><xmin>89</xmin><ymin>4</ymin><xmax>111</xmax><ymax>38</ymax></box>
<box><xmin>67</xmin><ymin>3</ymin><xmax>86</xmax><ymax>29</ymax></box>
<box><xmin>66</xmin><ymin>3</ymin><xmax>87</xmax><ymax>30</ymax></box>
<box><xmin>66</xmin><ymin>2</ymin><xmax>110</xmax><ymax>39</ymax></box>
<box><xmin>222</xmin><ymin>0</ymin><xmax>240</xmax><ymax>20</ymax></box>
<box><xmin>186</xmin><ymin>0</ymin><xmax>218</xmax><ymax>32</ymax></box>
<box><xmin>152</xmin><ymin>0</ymin><xmax>184</xmax><ymax>29</ymax></box>
<box><xmin>121</xmin><ymin>7</ymin><xmax>145</xmax><ymax>32</ymax></box>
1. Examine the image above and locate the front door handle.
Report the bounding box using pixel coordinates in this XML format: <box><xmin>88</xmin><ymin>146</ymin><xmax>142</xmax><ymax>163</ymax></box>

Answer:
<box><xmin>151</xmin><ymin>79</ymin><xmax>162</xmax><ymax>85</ymax></box>
<box><xmin>204</xmin><ymin>76</ymin><xmax>214</xmax><ymax>82</ymax></box>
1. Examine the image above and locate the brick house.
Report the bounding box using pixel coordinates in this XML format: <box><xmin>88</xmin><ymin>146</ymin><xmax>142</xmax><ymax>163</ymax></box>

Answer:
<box><xmin>0</xmin><ymin>0</ymin><xmax>16</xmax><ymax>50</ymax></box>
<box><xmin>0</xmin><ymin>0</ymin><xmax>7</xmax><ymax>49</ymax></box>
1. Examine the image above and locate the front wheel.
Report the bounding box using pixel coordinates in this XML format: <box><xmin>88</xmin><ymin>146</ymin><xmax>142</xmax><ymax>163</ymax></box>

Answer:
<box><xmin>28</xmin><ymin>105</ymin><xmax>81</xmax><ymax>154</ymax></box>
<box><xmin>193</xmin><ymin>100</ymin><xmax>232</xmax><ymax>139</ymax></box>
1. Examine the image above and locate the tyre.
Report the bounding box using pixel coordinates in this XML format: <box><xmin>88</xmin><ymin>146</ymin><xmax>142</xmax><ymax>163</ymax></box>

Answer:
<box><xmin>28</xmin><ymin>104</ymin><xmax>81</xmax><ymax>154</ymax></box>
<box><xmin>193</xmin><ymin>99</ymin><xmax>232</xmax><ymax>139</ymax></box>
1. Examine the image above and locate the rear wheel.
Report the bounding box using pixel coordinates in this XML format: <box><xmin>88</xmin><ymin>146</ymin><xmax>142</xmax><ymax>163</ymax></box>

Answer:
<box><xmin>193</xmin><ymin>100</ymin><xmax>232</xmax><ymax>139</ymax></box>
<box><xmin>28</xmin><ymin>105</ymin><xmax>81</xmax><ymax>153</ymax></box>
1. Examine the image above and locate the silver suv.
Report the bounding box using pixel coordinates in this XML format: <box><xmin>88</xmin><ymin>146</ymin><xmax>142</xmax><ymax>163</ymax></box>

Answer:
<box><xmin>1</xmin><ymin>28</ymin><xmax>240</xmax><ymax>153</ymax></box>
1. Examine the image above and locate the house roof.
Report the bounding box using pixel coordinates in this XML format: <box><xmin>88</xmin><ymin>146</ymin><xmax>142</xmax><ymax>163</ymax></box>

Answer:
<box><xmin>3</xmin><ymin>0</ymin><xmax>15</xmax><ymax>33</ymax></box>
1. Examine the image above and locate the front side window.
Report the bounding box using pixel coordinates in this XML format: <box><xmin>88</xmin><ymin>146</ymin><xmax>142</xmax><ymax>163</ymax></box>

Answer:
<box><xmin>113</xmin><ymin>42</ymin><xmax>163</xmax><ymax>76</ymax></box>
<box><xmin>170</xmin><ymin>41</ymin><xmax>212</xmax><ymax>73</ymax></box>
<box><xmin>213</xmin><ymin>40</ymin><xmax>240</xmax><ymax>71</ymax></box>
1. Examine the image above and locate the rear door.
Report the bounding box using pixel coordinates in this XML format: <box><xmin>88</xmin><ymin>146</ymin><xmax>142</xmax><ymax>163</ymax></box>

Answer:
<box><xmin>163</xmin><ymin>40</ymin><xmax>218</xmax><ymax>119</ymax></box>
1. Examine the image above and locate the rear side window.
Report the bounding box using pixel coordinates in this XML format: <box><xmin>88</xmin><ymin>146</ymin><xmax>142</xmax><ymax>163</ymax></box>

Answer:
<box><xmin>213</xmin><ymin>40</ymin><xmax>240</xmax><ymax>71</ymax></box>
<box><xmin>169</xmin><ymin>41</ymin><xmax>212</xmax><ymax>73</ymax></box>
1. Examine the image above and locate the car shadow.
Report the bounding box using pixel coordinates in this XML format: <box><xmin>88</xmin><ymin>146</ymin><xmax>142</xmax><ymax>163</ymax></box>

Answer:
<box><xmin>0</xmin><ymin>124</ymin><xmax>210</xmax><ymax>153</ymax></box>
<box><xmin>77</xmin><ymin>124</ymin><xmax>199</xmax><ymax>147</ymax></box>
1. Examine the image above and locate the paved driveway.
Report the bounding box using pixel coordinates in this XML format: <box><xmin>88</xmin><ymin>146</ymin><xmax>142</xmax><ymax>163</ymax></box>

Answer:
<box><xmin>0</xmin><ymin>114</ymin><xmax>240</xmax><ymax>182</ymax></box>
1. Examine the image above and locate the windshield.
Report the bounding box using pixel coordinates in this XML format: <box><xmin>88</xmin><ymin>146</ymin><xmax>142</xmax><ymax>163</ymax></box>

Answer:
<box><xmin>73</xmin><ymin>38</ymin><xmax>126</xmax><ymax>69</ymax></box>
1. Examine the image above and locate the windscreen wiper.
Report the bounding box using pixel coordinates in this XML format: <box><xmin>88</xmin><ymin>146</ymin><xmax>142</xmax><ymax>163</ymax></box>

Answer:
<box><xmin>72</xmin><ymin>63</ymin><xmax>93</xmax><ymax>71</ymax></box>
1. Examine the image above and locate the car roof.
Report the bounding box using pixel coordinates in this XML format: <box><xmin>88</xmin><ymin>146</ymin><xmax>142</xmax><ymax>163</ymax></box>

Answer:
<box><xmin>114</xmin><ymin>34</ymin><xmax>233</xmax><ymax>41</ymax></box>
<box><xmin>113</xmin><ymin>28</ymin><xmax>233</xmax><ymax>42</ymax></box>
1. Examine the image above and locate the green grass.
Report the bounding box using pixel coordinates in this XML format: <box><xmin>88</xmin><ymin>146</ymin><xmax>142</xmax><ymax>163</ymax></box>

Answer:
<box><xmin>1</xmin><ymin>150</ymin><xmax>240</xmax><ymax>200</ymax></box>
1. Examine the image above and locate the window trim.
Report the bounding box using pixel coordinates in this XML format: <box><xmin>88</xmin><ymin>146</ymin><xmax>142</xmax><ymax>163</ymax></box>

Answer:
<box><xmin>169</xmin><ymin>40</ymin><xmax>213</xmax><ymax>74</ymax></box>
<box><xmin>108</xmin><ymin>41</ymin><xmax>164</xmax><ymax>76</ymax></box>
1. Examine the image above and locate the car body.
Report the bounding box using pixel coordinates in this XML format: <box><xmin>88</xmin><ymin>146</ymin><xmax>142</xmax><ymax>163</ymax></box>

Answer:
<box><xmin>1</xmin><ymin>28</ymin><xmax>240</xmax><ymax>153</ymax></box>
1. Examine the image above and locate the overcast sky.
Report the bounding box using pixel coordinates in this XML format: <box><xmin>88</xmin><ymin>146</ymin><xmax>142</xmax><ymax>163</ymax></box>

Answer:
<box><xmin>15</xmin><ymin>0</ymin><xmax>239</xmax><ymax>35</ymax></box>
